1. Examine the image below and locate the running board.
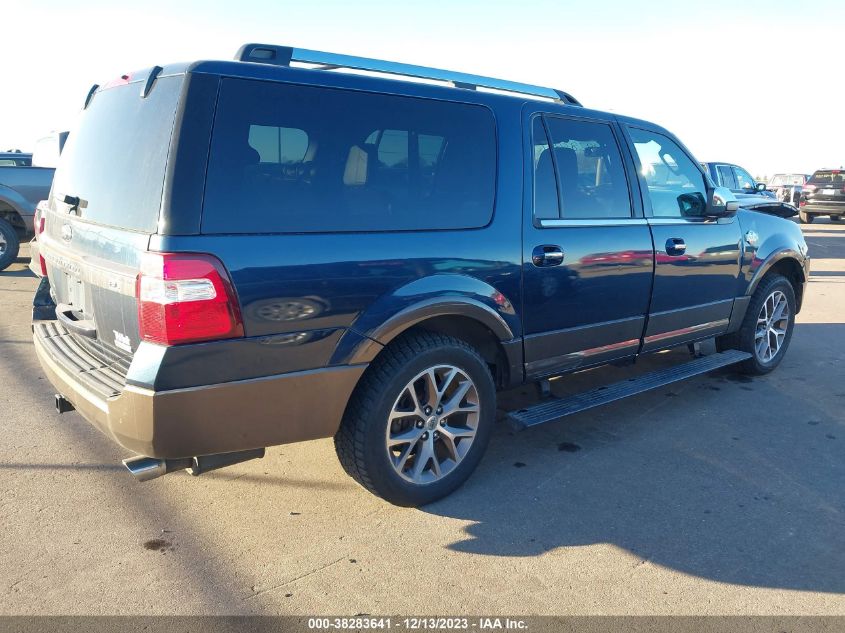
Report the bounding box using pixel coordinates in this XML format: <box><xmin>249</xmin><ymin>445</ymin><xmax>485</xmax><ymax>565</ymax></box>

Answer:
<box><xmin>507</xmin><ymin>349</ymin><xmax>752</xmax><ymax>430</ymax></box>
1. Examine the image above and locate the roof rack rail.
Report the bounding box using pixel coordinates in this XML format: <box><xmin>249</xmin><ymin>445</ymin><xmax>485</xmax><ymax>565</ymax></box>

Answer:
<box><xmin>234</xmin><ymin>43</ymin><xmax>581</xmax><ymax>106</ymax></box>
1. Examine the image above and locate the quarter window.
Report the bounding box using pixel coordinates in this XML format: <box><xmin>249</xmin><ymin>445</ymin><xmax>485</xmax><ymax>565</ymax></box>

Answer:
<box><xmin>629</xmin><ymin>128</ymin><xmax>707</xmax><ymax>218</ymax></box>
<box><xmin>203</xmin><ymin>79</ymin><xmax>496</xmax><ymax>233</ymax></box>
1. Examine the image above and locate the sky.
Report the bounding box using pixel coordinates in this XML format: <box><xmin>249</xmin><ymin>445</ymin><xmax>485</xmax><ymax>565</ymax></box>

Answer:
<box><xmin>2</xmin><ymin>0</ymin><xmax>843</xmax><ymax>178</ymax></box>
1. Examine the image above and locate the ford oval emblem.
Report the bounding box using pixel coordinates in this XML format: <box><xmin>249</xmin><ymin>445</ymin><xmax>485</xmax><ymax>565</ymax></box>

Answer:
<box><xmin>61</xmin><ymin>223</ymin><xmax>73</xmax><ymax>242</ymax></box>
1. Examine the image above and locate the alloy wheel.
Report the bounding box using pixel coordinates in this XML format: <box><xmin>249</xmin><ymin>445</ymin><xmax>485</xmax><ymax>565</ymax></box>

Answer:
<box><xmin>386</xmin><ymin>365</ymin><xmax>480</xmax><ymax>484</ymax></box>
<box><xmin>755</xmin><ymin>290</ymin><xmax>790</xmax><ymax>363</ymax></box>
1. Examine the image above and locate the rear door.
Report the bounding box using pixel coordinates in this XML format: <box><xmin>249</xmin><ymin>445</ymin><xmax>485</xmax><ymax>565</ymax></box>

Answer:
<box><xmin>622</xmin><ymin>125</ymin><xmax>743</xmax><ymax>351</ymax></box>
<box><xmin>521</xmin><ymin>112</ymin><xmax>654</xmax><ymax>377</ymax></box>
<box><xmin>39</xmin><ymin>73</ymin><xmax>185</xmax><ymax>360</ymax></box>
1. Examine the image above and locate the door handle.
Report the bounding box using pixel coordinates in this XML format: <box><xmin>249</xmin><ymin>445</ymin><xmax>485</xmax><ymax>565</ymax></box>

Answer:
<box><xmin>665</xmin><ymin>238</ymin><xmax>687</xmax><ymax>256</ymax></box>
<box><xmin>532</xmin><ymin>245</ymin><xmax>564</xmax><ymax>267</ymax></box>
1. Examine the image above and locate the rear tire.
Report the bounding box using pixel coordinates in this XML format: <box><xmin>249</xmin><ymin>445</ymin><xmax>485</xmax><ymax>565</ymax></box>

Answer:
<box><xmin>798</xmin><ymin>210</ymin><xmax>814</xmax><ymax>224</ymax></box>
<box><xmin>334</xmin><ymin>331</ymin><xmax>496</xmax><ymax>507</ymax></box>
<box><xmin>719</xmin><ymin>275</ymin><xmax>796</xmax><ymax>375</ymax></box>
<box><xmin>0</xmin><ymin>218</ymin><xmax>21</xmax><ymax>272</ymax></box>
<box><xmin>831</xmin><ymin>215</ymin><xmax>842</xmax><ymax>222</ymax></box>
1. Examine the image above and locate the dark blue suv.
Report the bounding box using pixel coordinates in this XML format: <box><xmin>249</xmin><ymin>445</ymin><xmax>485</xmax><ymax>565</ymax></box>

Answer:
<box><xmin>33</xmin><ymin>44</ymin><xmax>809</xmax><ymax>506</ymax></box>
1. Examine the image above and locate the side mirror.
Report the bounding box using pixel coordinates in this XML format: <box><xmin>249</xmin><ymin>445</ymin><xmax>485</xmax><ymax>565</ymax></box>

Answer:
<box><xmin>707</xmin><ymin>187</ymin><xmax>740</xmax><ymax>217</ymax></box>
<box><xmin>755</xmin><ymin>182</ymin><xmax>767</xmax><ymax>192</ymax></box>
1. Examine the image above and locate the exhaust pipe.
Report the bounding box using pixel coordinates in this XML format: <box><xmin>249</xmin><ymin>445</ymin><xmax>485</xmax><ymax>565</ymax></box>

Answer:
<box><xmin>122</xmin><ymin>448</ymin><xmax>265</xmax><ymax>482</ymax></box>
<box><xmin>122</xmin><ymin>456</ymin><xmax>193</xmax><ymax>482</ymax></box>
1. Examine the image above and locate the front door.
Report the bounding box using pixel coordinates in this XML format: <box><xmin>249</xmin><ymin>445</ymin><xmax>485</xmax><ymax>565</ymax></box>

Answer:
<box><xmin>624</xmin><ymin>126</ymin><xmax>743</xmax><ymax>351</ymax></box>
<box><xmin>521</xmin><ymin>113</ymin><xmax>654</xmax><ymax>377</ymax></box>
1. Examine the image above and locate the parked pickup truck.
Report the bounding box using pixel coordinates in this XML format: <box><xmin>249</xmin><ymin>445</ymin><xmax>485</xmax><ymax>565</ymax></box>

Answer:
<box><xmin>33</xmin><ymin>46</ymin><xmax>809</xmax><ymax>506</ymax></box>
<box><xmin>701</xmin><ymin>161</ymin><xmax>773</xmax><ymax>198</ymax></box>
<box><xmin>0</xmin><ymin>132</ymin><xmax>67</xmax><ymax>270</ymax></box>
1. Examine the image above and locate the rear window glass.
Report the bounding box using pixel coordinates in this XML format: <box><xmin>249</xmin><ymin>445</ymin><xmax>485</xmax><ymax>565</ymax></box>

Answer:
<box><xmin>202</xmin><ymin>79</ymin><xmax>496</xmax><ymax>233</ymax></box>
<box><xmin>51</xmin><ymin>75</ymin><xmax>183</xmax><ymax>233</ymax></box>
<box><xmin>810</xmin><ymin>171</ymin><xmax>845</xmax><ymax>185</ymax></box>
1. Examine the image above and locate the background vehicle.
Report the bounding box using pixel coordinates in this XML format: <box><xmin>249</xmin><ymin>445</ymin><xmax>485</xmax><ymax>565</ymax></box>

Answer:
<box><xmin>0</xmin><ymin>132</ymin><xmax>67</xmax><ymax>270</ymax></box>
<box><xmin>33</xmin><ymin>45</ymin><xmax>809</xmax><ymax>506</ymax></box>
<box><xmin>768</xmin><ymin>173</ymin><xmax>810</xmax><ymax>206</ymax></box>
<box><xmin>702</xmin><ymin>161</ymin><xmax>775</xmax><ymax>199</ymax></box>
<box><xmin>0</xmin><ymin>151</ymin><xmax>32</xmax><ymax>167</ymax></box>
<box><xmin>799</xmin><ymin>169</ymin><xmax>845</xmax><ymax>223</ymax></box>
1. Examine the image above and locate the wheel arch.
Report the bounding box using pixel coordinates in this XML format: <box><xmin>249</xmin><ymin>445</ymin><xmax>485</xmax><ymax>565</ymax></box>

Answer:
<box><xmin>334</xmin><ymin>275</ymin><xmax>523</xmax><ymax>388</ymax></box>
<box><xmin>0</xmin><ymin>188</ymin><xmax>32</xmax><ymax>236</ymax></box>
<box><xmin>748</xmin><ymin>251</ymin><xmax>807</xmax><ymax>312</ymax></box>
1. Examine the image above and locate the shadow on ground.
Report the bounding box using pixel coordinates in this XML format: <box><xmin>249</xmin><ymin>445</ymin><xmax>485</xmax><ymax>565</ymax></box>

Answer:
<box><xmin>424</xmin><ymin>323</ymin><xmax>845</xmax><ymax>593</ymax></box>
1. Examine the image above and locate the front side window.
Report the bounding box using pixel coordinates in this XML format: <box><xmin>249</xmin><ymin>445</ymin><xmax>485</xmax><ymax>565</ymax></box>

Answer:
<box><xmin>629</xmin><ymin>128</ymin><xmax>707</xmax><ymax>218</ymax></box>
<box><xmin>543</xmin><ymin>117</ymin><xmax>631</xmax><ymax>219</ymax></box>
<box><xmin>733</xmin><ymin>166</ymin><xmax>756</xmax><ymax>190</ymax></box>
<box><xmin>203</xmin><ymin>79</ymin><xmax>496</xmax><ymax>233</ymax></box>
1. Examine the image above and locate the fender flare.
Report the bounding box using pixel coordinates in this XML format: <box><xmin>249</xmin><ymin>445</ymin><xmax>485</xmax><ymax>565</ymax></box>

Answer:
<box><xmin>746</xmin><ymin>248</ymin><xmax>807</xmax><ymax>297</ymax></box>
<box><xmin>335</xmin><ymin>273</ymin><xmax>520</xmax><ymax>366</ymax></box>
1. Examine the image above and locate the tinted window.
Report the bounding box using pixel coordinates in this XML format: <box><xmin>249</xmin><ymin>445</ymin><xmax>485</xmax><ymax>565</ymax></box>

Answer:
<box><xmin>532</xmin><ymin>118</ymin><xmax>559</xmax><ymax>220</ymax></box>
<box><xmin>203</xmin><ymin>79</ymin><xmax>496</xmax><ymax>233</ymax></box>
<box><xmin>809</xmin><ymin>170</ymin><xmax>845</xmax><ymax>185</ymax></box>
<box><xmin>717</xmin><ymin>165</ymin><xmax>737</xmax><ymax>189</ymax></box>
<box><xmin>51</xmin><ymin>76</ymin><xmax>183</xmax><ymax>232</ymax></box>
<box><xmin>733</xmin><ymin>166</ymin><xmax>756</xmax><ymax>189</ymax></box>
<box><xmin>543</xmin><ymin>117</ymin><xmax>631</xmax><ymax>219</ymax></box>
<box><xmin>629</xmin><ymin>128</ymin><xmax>707</xmax><ymax>218</ymax></box>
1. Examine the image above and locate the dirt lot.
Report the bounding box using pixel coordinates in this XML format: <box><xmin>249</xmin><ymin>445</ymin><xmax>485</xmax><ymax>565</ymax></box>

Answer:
<box><xmin>1</xmin><ymin>222</ymin><xmax>843</xmax><ymax>615</ymax></box>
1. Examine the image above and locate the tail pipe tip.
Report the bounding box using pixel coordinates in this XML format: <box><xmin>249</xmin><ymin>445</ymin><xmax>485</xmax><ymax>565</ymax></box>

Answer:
<box><xmin>122</xmin><ymin>448</ymin><xmax>265</xmax><ymax>482</ymax></box>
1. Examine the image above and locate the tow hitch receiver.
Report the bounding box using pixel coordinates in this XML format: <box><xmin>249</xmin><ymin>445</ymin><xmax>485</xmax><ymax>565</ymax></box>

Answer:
<box><xmin>123</xmin><ymin>448</ymin><xmax>266</xmax><ymax>482</ymax></box>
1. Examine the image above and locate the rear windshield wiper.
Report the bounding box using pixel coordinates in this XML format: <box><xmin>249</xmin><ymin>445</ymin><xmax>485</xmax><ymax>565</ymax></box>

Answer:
<box><xmin>57</xmin><ymin>193</ymin><xmax>89</xmax><ymax>215</ymax></box>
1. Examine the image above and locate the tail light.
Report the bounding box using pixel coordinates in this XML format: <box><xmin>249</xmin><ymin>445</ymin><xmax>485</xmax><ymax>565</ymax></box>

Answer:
<box><xmin>804</xmin><ymin>184</ymin><xmax>817</xmax><ymax>193</ymax></box>
<box><xmin>136</xmin><ymin>252</ymin><xmax>244</xmax><ymax>346</ymax></box>
<box><xmin>34</xmin><ymin>201</ymin><xmax>48</xmax><ymax>276</ymax></box>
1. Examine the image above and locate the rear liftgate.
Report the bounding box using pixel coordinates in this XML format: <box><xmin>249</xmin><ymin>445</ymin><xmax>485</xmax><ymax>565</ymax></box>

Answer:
<box><xmin>507</xmin><ymin>349</ymin><xmax>751</xmax><ymax>430</ymax></box>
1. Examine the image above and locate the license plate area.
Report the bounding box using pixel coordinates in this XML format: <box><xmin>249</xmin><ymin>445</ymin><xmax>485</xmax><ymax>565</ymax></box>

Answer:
<box><xmin>64</xmin><ymin>273</ymin><xmax>89</xmax><ymax>316</ymax></box>
<box><xmin>822</xmin><ymin>188</ymin><xmax>836</xmax><ymax>196</ymax></box>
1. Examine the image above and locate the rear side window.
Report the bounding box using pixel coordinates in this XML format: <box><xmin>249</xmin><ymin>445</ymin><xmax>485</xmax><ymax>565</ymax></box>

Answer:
<box><xmin>716</xmin><ymin>165</ymin><xmax>737</xmax><ymax>189</ymax></box>
<box><xmin>202</xmin><ymin>79</ymin><xmax>496</xmax><ymax>233</ymax></box>
<box><xmin>541</xmin><ymin>116</ymin><xmax>631</xmax><ymax>219</ymax></box>
<box><xmin>51</xmin><ymin>76</ymin><xmax>183</xmax><ymax>233</ymax></box>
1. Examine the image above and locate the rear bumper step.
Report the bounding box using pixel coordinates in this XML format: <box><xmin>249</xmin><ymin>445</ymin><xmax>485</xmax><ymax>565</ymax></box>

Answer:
<box><xmin>507</xmin><ymin>349</ymin><xmax>752</xmax><ymax>430</ymax></box>
<box><xmin>123</xmin><ymin>448</ymin><xmax>265</xmax><ymax>482</ymax></box>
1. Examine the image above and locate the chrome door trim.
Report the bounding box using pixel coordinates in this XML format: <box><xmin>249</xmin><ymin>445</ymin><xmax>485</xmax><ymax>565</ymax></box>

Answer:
<box><xmin>539</xmin><ymin>218</ymin><xmax>648</xmax><ymax>228</ymax></box>
<box><xmin>643</xmin><ymin>319</ymin><xmax>730</xmax><ymax>345</ymax></box>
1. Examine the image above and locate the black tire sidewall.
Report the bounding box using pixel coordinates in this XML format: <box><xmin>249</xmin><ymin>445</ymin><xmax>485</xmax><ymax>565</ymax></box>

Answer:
<box><xmin>740</xmin><ymin>276</ymin><xmax>796</xmax><ymax>374</ymax></box>
<box><xmin>358</xmin><ymin>343</ymin><xmax>496</xmax><ymax>506</ymax></box>
<box><xmin>799</xmin><ymin>211</ymin><xmax>813</xmax><ymax>224</ymax></box>
<box><xmin>0</xmin><ymin>219</ymin><xmax>21</xmax><ymax>271</ymax></box>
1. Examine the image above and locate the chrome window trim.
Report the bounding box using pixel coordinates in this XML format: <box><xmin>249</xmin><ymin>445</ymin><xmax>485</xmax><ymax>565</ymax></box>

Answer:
<box><xmin>647</xmin><ymin>216</ymin><xmax>736</xmax><ymax>226</ymax></box>
<box><xmin>539</xmin><ymin>218</ymin><xmax>648</xmax><ymax>228</ymax></box>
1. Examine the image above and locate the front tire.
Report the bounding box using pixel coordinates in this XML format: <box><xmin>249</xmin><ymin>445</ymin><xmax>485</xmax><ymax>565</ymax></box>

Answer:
<box><xmin>831</xmin><ymin>215</ymin><xmax>842</xmax><ymax>223</ymax></box>
<box><xmin>719</xmin><ymin>275</ymin><xmax>796</xmax><ymax>375</ymax></box>
<box><xmin>0</xmin><ymin>218</ymin><xmax>21</xmax><ymax>272</ymax></box>
<box><xmin>799</xmin><ymin>210</ymin><xmax>814</xmax><ymax>224</ymax></box>
<box><xmin>335</xmin><ymin>331</ymin><xmax>496</xmax><ymax>506</ymax></box>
